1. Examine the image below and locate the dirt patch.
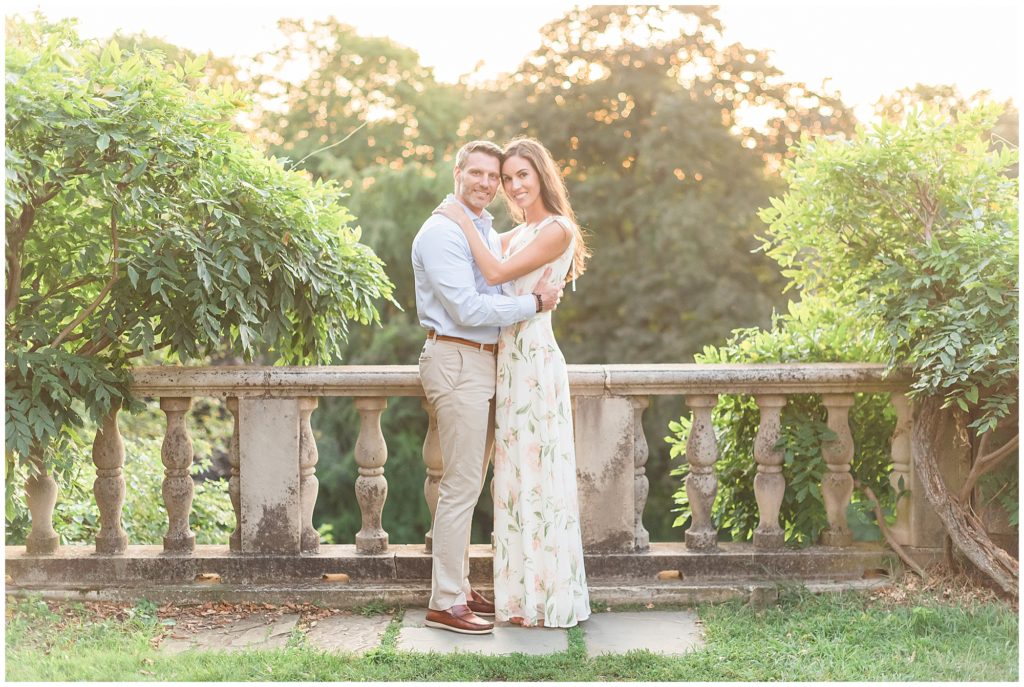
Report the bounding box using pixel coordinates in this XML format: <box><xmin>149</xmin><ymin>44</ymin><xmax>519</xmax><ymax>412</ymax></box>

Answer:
<box><xmin>867</xmin><ymin>564</ymin><xmax>1015</xmax><ymax>610</ymax></box>
<box><xmin>8</xmin><ymin>598</ymin><xmax>381</xmax><ymax>650</ymax></box>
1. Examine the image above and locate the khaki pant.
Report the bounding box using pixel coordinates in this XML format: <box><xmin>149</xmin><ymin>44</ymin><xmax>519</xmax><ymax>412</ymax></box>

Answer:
<box><xmin>418</xmin><ymin>339</ymin><xmax>495</xmax><ymax>611</ymax></box>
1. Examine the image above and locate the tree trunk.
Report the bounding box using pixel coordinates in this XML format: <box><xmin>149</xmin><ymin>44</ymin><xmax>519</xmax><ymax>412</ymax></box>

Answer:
<box><xmin>912</xmin><ymin>396</ymin><xmax>1018</xmax><ymax>598</ymax></box>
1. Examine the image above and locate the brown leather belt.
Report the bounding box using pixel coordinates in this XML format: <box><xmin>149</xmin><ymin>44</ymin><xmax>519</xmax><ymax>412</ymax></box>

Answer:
<box><xmin>427</xmin><ymin>330</ymin><xmax>497</xmax><ymax>354</ymax></box>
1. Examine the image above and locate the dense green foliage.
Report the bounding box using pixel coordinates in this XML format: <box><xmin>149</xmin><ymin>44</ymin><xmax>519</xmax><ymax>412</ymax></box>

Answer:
<box><xmin>668</xmin><ymin>104</ymin><xmax>1018</xmax><ymax>544</ymax></box>
<box><xmin>667</xmin><ymin>297</ymin><xmax>896</xmax><ymax>544</ymax></box>
<box><xmin>5</xmin><ymin>16</ymin><xmax>394</xmax><ymax>520</ymax></box>
<box><xmin>761</xmin><ymin>106</ymin><xmax>1018</xmax><ymax>431</ymax></box>
<box><xmin>5</xmin><ymin>401</ymin><xmax>235</xmax><ymax>545</ymax></box>
<box><xmin>6</xmin><ymin>591</ymin><xmax>1019</xmax><ymax>681</ymax></box>
<box><xmin>761</xmin><ymin>104</ymin><xmax>1019</xmax><ymax>535</ymax></box>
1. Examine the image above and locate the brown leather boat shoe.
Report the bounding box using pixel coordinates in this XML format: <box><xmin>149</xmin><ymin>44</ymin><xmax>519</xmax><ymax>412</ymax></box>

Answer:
<box><xmin>424</xmin><ymin>604</ymin><xmax>494</xmax><ymax>635</ymax></box>
<box><xmin>467</xmin><ymin>589</ymin><xmax>495</xmax><ymax>617</ymax></box>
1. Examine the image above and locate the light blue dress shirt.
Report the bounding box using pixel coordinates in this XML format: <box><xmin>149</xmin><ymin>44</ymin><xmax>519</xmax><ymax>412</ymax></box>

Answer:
<box><xmin>412</xmin><ymin>195</ymin><xmax>535</xmax><ymax>344</ymax></box>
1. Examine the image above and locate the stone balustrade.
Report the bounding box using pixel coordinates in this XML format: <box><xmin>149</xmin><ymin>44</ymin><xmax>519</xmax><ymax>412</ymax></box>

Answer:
<box><xmin>11</xmin><ymin>363</ymin><xmax>958</xmax><ymax>601</ymax></box>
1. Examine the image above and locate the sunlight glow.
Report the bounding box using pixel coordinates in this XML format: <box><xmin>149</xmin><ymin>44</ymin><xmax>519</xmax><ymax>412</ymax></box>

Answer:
<box><xmin>5</xmin><ymin>0</ymin><xmax>1018</xmax><ymax>117</ymax></box>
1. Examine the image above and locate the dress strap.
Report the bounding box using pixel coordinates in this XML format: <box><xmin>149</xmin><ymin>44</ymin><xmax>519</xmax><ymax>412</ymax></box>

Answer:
<box><xmin>536</xmin><ymin>216</ymin><xmax>577</xmax><ymax>292</ymax></box>
<box><xmin>536</xmin><ymin>215</ymin><xmax>571</xmax><ymax>232</ymax></box>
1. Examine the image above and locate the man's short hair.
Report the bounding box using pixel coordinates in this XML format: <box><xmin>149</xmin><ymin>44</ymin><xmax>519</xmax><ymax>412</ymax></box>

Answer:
<box><xmin>455</xmin><ymin>140</ymin><xmax>502</xmax><ymax>169</ymax></box>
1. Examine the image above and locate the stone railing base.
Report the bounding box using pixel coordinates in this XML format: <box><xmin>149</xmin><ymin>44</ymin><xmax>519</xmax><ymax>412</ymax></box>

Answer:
<box><xmin>5</xmin><ymin>577</ymin><xmax>894</xmax><ymax>608</ymax></box>
<box><xmin>6</xmin><ymin>542</ymin><xmax>898</xmax><ymax>607</ymax></box>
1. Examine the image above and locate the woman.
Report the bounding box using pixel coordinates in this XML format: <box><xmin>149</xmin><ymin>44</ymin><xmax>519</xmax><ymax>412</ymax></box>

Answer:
<box><xmin>436</xmin><ymin>137</ymin><xmax>591</xmax><ymax>628</ymax></box>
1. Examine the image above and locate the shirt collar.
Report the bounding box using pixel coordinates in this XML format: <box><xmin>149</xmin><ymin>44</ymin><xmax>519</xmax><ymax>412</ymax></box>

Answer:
<box><xmin>448</xmin><ymin>194</ymin><xmax>493</xmax><ymax>231</ymax></box>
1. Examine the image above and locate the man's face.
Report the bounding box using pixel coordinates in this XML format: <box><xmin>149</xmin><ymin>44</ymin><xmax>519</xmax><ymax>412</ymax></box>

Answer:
<box><xmin>454</xmin><ymin>151</ymin><xmax>501</xmax><ymax>214</ymax></box>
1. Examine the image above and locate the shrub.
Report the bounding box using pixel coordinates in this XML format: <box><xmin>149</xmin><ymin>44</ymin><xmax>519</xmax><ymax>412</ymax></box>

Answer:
<box><xmin>6</xmin><ymin>400</ymin><xmax>235</xmax><ymax>546</ymax></box>
<box><xmin>667</xmin><ymin>296</ymin><xmax>896</xmax><ymax>545</ymax></box>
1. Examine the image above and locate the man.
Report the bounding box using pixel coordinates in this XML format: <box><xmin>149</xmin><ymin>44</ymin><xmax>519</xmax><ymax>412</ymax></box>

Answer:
<box><xmin>412</xmin><ymin>140</ymin><xmax>563</xmax><ymax>635</ymax></box>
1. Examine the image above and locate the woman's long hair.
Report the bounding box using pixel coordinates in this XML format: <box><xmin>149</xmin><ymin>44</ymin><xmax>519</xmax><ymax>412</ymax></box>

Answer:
<box><xmin>501</xmin><ymin>137</ymin><xmax>591</xmax><ymax>282</ymax></box>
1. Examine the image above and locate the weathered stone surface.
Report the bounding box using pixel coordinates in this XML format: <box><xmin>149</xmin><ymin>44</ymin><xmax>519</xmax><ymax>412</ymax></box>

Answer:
<box><xmin>5</xmin><ymin>542</ymin><xmax>894</xmax><ymax>587</ymax></box>
<box><xmin>130</xmin><ymin>363</ymin><xmax>906</xmax><ymax>399</ymax></box>
<box><xmin>240</xmin><ymin>398</ymin><xmax>301</xmax><ymax>554</ymax></box>
<box><xmin>630</xmin><ymin>396</ymin><xmax>651</xmax><ymax>551</ymax></box>
<box><xmin>25</xmin><ymin>465</ymin><xmax>59</xmax><ymax>555</ymax></box>
<box><xmin>354</xmin><ymin>398</ymin><xmax>389</xmax><ymax>555</ymax></box>
<box><xmin>160</xmin><ymin>397</ymin><xmax>196</xmax><ymax>553</ymax></box>
<box><xmin>753</xmin><ymin>395</ymin><xmax>786</xmax><ymax>550</ymax></box>
<box><xmin>820</xmin><ymin>395</ymin><xmax>855</xmax><ymax>548</ymax></box>
<box><xmin>226</xmin><ymin>397</ymin><xmax>242</xmax><ymax>552</ymax></box>
<box><xmin>161</xmin><ymin>613</ymin><xmax>299</xmax><ymax>654</ymax></box>
<box><xmin>305</xmin><ymin>614</ymin><xmax>392</xmax><ymax>655</ymax></box>
<box><xmin>598</xmin><ymin>363</ymin><xmax>907</xmax><ymax>395</ymax></box>
<box><xmin>573</xmin><ymin>396</ymin><xmax>635</xmax><ymax>553</ymax></box>
<box><xmin>8</xmin><ymin>576</ymin><xmax>892</xmax><ymax>609</ymax></box>
<box><xmin>6</xmin><ymin>541</ymin><xmax>897</xmax><ymax>613</ymax></box>
<box><xmin>394</xmin><ymin>543</ymin><xmax>492</xmax><ymax>583</ymax></box>
<box><xmin>684</xmin><ymin>395</ymin><xmax>720</xmax><ymax>551</ymax></box>
<box><xmin>888</xmin><ymin>393</ymin><xmax>914</xmax><ymax>546</ymax></box>
<box><xmin>582</xmin><ymin>610</ymin><xmax>704</xmax><ymax>656</ymax></box>
<box><xmin>92</xmin><ymin>405</ymin><xmax>128</xmax><ymax>555</ymax></box>
<box><xmin>298</xmin><ymin>397</ymin><xmax>320</xmax><ymax>554</ymax></box>
<box><xmin>398</xmin><ymin>609</ymin><xmax>568</xmax><ymax>655</ymax></box>
<box><xmin>23</xmin><ymin>363</ymin><xmax>946</xmax><ymax>611</ymax></box>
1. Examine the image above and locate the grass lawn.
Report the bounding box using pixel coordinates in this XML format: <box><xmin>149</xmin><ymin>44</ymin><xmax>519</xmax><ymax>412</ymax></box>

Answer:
<box><xmin>5</xmin><ymin>580</ymin><xmax>1018</xmax><ymax>681</ymax></box>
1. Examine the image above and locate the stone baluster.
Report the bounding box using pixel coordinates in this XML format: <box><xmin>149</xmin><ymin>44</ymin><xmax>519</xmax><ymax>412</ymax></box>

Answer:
<box><xmin>25</xmin><ymin>457</ymin><xmax>59</xmax><ymax>555</ymax></box>
<box><xmin>684</xmin><ymin>395</ymin><xmax>720</xmax><ymax>551</ymax></box>
<box><xmin>92</xmin><ymin>403</ymin><xmax>128</xmax><ymax>554</ymax></box>
<box><xmin>421</xmin><ymin>398</ymin><xmax>442</xmax><ymax>552</ymax></box>
<box><xmin>753</xmin><ymin>395</ymin><xmax>787</xmax><ymax>549</ymax></box>
<box><xmin>299</xmin><ymin>397</ymin><xmax>320</xmax><ymax>553</ymax></box>
<box><xmin>354</xmin><ymin>397</ymin><xmax>389</xmax><ymax>554</ymax></box>
<box><xmin>888</xmin><ymin>393</ymin><xmax>913</xmax><ymax>544</ymax></box>
<box><xmin>631</xmin><ymin>396</ymin><xmax>651</xmax><ymax>551</ymax></box>
<box><xmin>160</xmin><ymin>397</ymin><xmax>195</xmax><ymax>552</ymax></box>
<box><xmin>820</xmin><ymin>394</ymin><xmax>855</xmax><ymax>547</ymax></box>
<box><xmin>226</xmin><ymin>397</ymin><xmax>241</xmax><ymax>552</ymax></box>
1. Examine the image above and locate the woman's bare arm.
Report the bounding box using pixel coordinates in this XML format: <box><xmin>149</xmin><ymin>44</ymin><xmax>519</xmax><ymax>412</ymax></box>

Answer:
<box><xmin>435</xmin><ymin>205</ymin><xmax>571</xmax><ymax>285</ymax></box>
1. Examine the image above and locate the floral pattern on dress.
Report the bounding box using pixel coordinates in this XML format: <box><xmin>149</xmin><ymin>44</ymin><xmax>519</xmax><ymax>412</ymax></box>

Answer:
<box><xmin>492</xmin><ymin>215</ymin><xmax>591</xmax><ymax>628</ymax></box>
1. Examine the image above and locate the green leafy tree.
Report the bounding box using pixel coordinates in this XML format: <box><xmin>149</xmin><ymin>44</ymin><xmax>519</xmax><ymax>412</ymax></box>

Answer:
<box><xmin>255</xmin><ymin>17</ymin><xmax>468</xmax><ymax>177</ymax></box>
<box><xmin>875</xmin><ymin>84</ymin><xmax>1018</xmax><ymax>176</ymax></box>
<box><xmin>5</xmin><ymin>16</ymin><xmax>394</xmax><ymax>507</ymax></box>
<box><xmin>111</xmin><ymin>31</ymin><xmax>244</xmax><ymax>94</ymax></box>
<box><xmin>876</xmin><ymin>84</ymin><xmax>1018</xmax><ymax>144</ymax></box>
<box><xmin>759</xmin><ymin>105</ymin><xmax>1018</xmax><ymax>595</ymax></box>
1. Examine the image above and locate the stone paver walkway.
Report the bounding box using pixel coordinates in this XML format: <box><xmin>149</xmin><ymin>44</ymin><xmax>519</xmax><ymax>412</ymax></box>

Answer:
<box><xmin>397</xmin><ymin>609</ymin><xmax>570</xmax><ymax>655</ymax></box>
<box><xmin>583</xmin><ymin>611</ymin><xmax>703</xmax><ymax>655</ymax></box>
<box><xmin>160</xmin><ymin>608</ymin><xmax>705</xmax><ymax>657</ymax></box>
<box><xmin>161</xmin><ymin>613</ymin><xmax>300</xmax><ymax>655</ymax></box>
<box><xmin>305</xmin><ymin>614</ymin><xmax>393</xmax><ymax>655</ymax></box>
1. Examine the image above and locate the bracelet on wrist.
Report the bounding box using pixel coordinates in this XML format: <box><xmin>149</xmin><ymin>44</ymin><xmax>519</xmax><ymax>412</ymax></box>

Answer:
<box><xmin>534</xmin><ymin>293</ymin><xmax>543</xmax><ymax>312</ymax></box>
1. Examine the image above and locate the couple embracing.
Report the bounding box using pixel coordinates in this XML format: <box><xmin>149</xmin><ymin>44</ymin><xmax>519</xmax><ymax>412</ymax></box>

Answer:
<box><xmin>411</xmin><ymin>138</ymin><xmax>591</xmax><ymax>634</ymax></box>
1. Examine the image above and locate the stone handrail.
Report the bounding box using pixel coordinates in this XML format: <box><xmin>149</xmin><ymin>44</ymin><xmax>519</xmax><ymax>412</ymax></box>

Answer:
<box><xmin>130</xmin><ymin>363</ymin><xmax>905</xmax><ymax>397</ymax></box>
<box><xmin>23</xmin><ymin>363</ymin><xmax>936</xmax><ymax>567</ymax></box>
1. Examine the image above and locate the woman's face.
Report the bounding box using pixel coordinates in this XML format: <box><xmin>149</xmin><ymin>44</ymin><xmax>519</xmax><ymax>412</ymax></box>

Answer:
<box><xmin>501</xmin><ymin>155</ymin><xmax>541</xmax><ymax>212</ymax></box>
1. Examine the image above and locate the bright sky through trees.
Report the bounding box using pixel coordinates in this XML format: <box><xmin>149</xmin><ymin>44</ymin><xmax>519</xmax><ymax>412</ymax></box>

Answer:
<box><xmin>6</xmin><ymin>1</ymin><xmax>1018</xmax><ymax>121</ymax></box>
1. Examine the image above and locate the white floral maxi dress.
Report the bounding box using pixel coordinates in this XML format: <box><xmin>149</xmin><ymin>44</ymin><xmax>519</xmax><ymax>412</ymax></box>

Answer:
<box><xmin>492</xmin><ymin>215</ymin><xmax>591</xmax><ymax>628</ymax></box>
